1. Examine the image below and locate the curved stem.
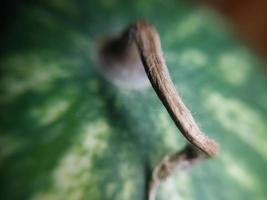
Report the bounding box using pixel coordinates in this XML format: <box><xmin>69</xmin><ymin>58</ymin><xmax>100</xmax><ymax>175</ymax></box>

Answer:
<box><xmin>129</xmin><ymin>21</ymin><xmax>219</xmax><ymax>200</ymax></box>
<box><xmin>131</xmin><ymin>21</ymin><xmax>219</xmax><ymax>157</ymax></box>
<box><xmin>99</xmin><ymin>20</ymin><xmax>219</xmax><ymax>200</ymax></box>
<box><xmin>148</xmin><ymin>144</ymin><xmax>206</xmax><ymax>200</ymax></box>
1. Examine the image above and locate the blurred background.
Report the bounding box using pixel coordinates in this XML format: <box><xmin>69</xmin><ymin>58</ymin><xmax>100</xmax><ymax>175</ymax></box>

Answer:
<box><xmin>1</xmin><ymin>0</ymin><xmax>267</xmax><ymax>200</ymax></box>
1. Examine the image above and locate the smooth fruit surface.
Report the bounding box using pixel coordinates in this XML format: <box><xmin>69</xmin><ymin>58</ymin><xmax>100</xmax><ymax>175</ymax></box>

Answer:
<box><xmin>1</xmin><ymin>0</ymin><xmax>267</xmax><ymax>199</ymax></box>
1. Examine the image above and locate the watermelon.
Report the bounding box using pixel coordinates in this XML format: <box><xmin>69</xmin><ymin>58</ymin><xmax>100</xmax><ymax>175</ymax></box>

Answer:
<box><xmin>1</xmin><ymin>0</ymin><xmax>267</xmax><ymax>200</ymax></box>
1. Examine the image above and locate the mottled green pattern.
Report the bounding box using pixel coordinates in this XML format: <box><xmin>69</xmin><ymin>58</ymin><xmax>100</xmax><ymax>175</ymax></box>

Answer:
<box><xmin>1</xmin><ymin>0</ymin><xmax>267</xmax><ymax>200</ymax></box>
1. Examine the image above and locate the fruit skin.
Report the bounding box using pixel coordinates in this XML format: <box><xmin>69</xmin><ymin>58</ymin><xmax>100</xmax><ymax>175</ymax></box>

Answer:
<box><xmin>1</xmin><ymin>0</ymin><xmax>267</xmax><ymax>200</ymax></box>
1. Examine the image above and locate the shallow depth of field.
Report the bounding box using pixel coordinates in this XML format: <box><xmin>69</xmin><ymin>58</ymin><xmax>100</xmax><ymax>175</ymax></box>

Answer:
<box><xmin>1</xmin><ymin>0</ymin><xmax>267</xmax><ymax>200</ymax></box>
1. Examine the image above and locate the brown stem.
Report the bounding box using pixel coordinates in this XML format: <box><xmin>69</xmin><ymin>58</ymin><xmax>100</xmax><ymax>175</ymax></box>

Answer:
<box><xmin>99</xmin><ymin>20</ymin><xmax>219</xmax><ymax>200</ymax></box>
<box><xmin>148</xmin><ymin>144</ymin><xmax>206</xmax><ymax>200</ymax></box>
<box><xmin>130</xmin><ymin>22</ymin><xmax>219</xmax><ymax>199</ymax></box>
<box><xmin>131</xmin><ymin>21</ymin><xmax>219</xmax><ymax>157</ymax></box>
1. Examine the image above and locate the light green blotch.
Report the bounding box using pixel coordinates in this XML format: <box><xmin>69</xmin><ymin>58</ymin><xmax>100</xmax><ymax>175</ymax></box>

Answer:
<box><xmin>105</xmin><ymin>182</ymin><xmax>117</xmax><ymax>198</ymax></box>
<box><xmin>31</xmin><ymin>147</ymin><xmax>89</xmax><ymax>200</ymax></box>
<box><xmin>217</xmin><ymin>50</ymin><xmax>252</xmax><ymax>85</ymax></box>
<box><xmin>158</xmin><ymin>111</ymin><xmax>182</xmax><ymax>150</ymax></box>
<box><xmin>116</xmin><ymin>162</ymin><xmax>140</xmax><ymax>200</ymax></box>
<box><xmin>222</xmin><ymin>153</ymin><xmax>259</xmax><ymax>190</ymax></box>
<box><xmin>31</xmin><ymin>119</ymin><xmax>110</xmax><ymax>200</ymax></box>
<box><xmin>179</xmin><ymin>48</ymin><xmax>207</xmax><ymax>68</ymax></box>
<box><xmin>173</xmin><ymin>9</ymin><xmax>220</xmax><ymax>41</ymax></box>
<box><xmin>166</xmin><ymin>49</ymin><xmax>207</xmax><ymax>68</ymax></box>
<box><xmin>31</xmin><ymin>98</ymin><xmax>72</xmax><ymax>126</ymax></box>
<box><xmin>204</xmin><ymin>90</ymin><xmax>267</xmax><ymax>159</ymax></box>
<box><xmin>104</xmin><ymin>168</ymin><xmax>138</xmax><ymax>200</ymax></box>
<box><xmin>159</xmin><ymin>171</ymin><xmax>193</xmax><ymax>200</ymax></box>
<box><xmin>81</xmin><ymin>119</ymin><xmax>109</xmax><ymax>152</ymax></box>
<box><xmin>0</xmin><ymin>54</ymin><xmax>70</xmax><ymax>102</ymax></box>
<box><xmin>175</xmin><ymin>11</ymin><xmax>205</xmax><ymax>40</ymax></box>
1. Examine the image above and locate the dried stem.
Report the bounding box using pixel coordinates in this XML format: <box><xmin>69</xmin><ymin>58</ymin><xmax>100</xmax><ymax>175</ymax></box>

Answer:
<box><xmin>131</xmin><ymin>21</ymin><xmax>218</xmax><ymax>157</ymax></box>
<box><xmin>99</xmin><ymin>20</ymin><xmax>219</xmax><ymax>200</ymax></box>
<box><xmin>148</xmin><ymin>144</ymin><xmax>206</xmax><ymax>200</ymax></box>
